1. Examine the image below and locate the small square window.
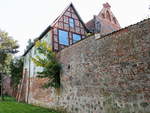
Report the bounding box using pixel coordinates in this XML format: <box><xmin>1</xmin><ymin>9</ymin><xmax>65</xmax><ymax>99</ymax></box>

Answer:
<box><xmin>69</xmin><ymin>18</ymin><xmax>75</xmax><ymax>27</ymax></box>
<box><xmin>73</xmin><ymin>34</ymin><xmax>81</xmax><ymax>43</ymax></box>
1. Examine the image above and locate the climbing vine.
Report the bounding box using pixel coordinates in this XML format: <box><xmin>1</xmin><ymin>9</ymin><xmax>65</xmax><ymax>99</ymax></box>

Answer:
<box><xmin>32</xmin><ymin>41</ymin><xmax>61</xmax><ymax>89</ymax></box>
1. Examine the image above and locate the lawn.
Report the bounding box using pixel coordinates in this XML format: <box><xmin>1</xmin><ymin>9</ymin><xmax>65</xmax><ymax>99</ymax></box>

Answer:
<box><xmin>0</xmin><ymin>97</ymin><xmax>64</xmax><ymax>113</ymax></box>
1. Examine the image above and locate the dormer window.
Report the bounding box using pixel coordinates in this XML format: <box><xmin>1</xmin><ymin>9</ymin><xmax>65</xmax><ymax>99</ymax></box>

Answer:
<box><xmin>69</xmin><ymin>18</ymin><xmax>75</xmax><ymax>27</ymax></box>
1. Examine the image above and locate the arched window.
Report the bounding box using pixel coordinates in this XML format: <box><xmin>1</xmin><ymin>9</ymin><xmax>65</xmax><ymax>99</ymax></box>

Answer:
<box><xmin>106</xmin><ymin>11</ymin><xmax>111</xmax><ymax>21</ymax></box>
<box><xmin>101</xmin><ymin>13</ymin><xmax>105</xmax><ymax>18</ymax></box>
<box><xmin>113</xmin><ymin>17</ymin><xmax>117</xmax><ymax>24</ymax></box>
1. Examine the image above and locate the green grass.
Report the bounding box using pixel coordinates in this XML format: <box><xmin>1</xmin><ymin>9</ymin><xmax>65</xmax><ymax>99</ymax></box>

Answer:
<box><xmin>0</xmin><ymin>97</ymin><xmax>64</xmax><ymax>113</ymax></box>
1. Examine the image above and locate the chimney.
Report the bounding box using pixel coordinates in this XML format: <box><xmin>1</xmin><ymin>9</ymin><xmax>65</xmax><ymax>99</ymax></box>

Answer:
<box><xmin>103</xmin><ymin>2</ymin><xmax>111</xmax><ymax>8</ymax></box>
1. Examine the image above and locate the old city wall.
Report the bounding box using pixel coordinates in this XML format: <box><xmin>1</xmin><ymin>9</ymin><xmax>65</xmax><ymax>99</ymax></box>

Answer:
<box><xmin>28</xmin><ymin>19</ymin><xmax>150</xmax><ymax>113</ymax></box>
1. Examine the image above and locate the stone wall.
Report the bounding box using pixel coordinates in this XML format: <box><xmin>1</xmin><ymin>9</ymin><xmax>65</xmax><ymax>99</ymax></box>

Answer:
<box><xmin>27</xmin><ymin>18</ymin><xmax>150</xmax><ymax>113</ymax></box>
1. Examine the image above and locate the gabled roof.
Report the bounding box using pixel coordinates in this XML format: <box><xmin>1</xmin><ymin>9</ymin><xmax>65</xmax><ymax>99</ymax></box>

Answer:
<box><xmin>86</xmin><ymin>2</ymin><xmax>121</xmax><ymax>34</ymax></box>
<box><xmin>98</xmin><ymin>2</ymin><xmax>121</xmax><ymax>29</ymax></box>
<box><xmin>23</xmin><ymin>3</ymin><xmax>90</xmax><ymax>56</ymax></box>
<box><xmin>70</xmin><ymin>3</ymin><xmax>89</xmax><ymax>32</ymax></box>
<box><xmin>86</xmin><ymin>18</ymin><xmax>95</xmax><ymax>32</ymax></box>
<box><xmin>51</xmin><ymin>3</ymin><xmax>89</xmax><ymax>33</ymax></box>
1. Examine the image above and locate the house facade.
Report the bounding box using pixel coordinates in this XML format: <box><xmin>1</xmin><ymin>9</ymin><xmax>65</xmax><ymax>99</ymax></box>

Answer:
<box><xmin>21</xmin><ymin>3</ymin><xmax>89</xmax><ymax>87</ymax></box>
<box><xmin>51</xmin><ymin>3</ymin><xmax>89</xmax><ymax>51</ymax></box>
<box><xmin>22</xmin><ymin>2</ymin><xmax>120</xmax><ymax>80</ymax></box>
<box><xmin>17</xmin><ymin>3</ymin><xmax>150</xmax><ymax>113</ymax></box>
<box><xmin>19</xmin><ymin>3</ymin><xmax>90</xmax><ymax>103</ymax></box>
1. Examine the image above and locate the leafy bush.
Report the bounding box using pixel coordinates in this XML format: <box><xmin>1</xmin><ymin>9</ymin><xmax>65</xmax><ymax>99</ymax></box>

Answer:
<box><xmin>32</xmin><ymin>41</ymin><xmax>61</xmax><ymax>89</ymax></box>
<box><xmin>10</xmin><ymin>57</ymin><xmax>23</xmax><ymax>88</ymax></box>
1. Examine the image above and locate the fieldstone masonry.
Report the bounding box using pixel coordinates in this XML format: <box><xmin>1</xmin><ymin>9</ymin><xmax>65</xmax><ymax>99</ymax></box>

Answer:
<box><xmin>27</xmin><ymin>18</ymin><xmax>150</xmax><ymax>113</ymax></box>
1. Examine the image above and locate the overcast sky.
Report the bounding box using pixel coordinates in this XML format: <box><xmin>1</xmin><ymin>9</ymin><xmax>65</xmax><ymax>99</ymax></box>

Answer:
<box><xmin>0</xmin><ymin>0</ymin><xmax>150</xmax><ymax>56</ymax></box>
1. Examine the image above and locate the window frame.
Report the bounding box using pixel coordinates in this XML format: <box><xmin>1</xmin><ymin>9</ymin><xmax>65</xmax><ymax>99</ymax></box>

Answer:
<box><xmin>69</xmin><ymin>18</ymin><xmax>75</xmax><ymax>28</ymax></box>
<box><xmin>72</xmin><ymin>33</ymin><xmax>81</xmax><ymax>43</ymax></box>
<box><xmin>106</xmin><ymin>11</ymin><xmax>111</xmax><ymax>21</ymax></box>
<box><xmin>58</xmin><ymin>29</ymin><xmax>69</xmax><ymax>46</ymax></box>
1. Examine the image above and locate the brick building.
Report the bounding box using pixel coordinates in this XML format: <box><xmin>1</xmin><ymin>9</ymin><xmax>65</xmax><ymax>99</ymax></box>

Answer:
<box><xmin>18</xmin><ymin>2</ymin><xmax>150</xmax><ymax>113</ymax></box>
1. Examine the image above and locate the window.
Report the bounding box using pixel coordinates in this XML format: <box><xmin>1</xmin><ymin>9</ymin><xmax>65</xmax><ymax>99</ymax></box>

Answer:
<box><xmin>58</xmin><ymin>30</ymin><xmax>69</xmax><ymax>45</ymax></box>
<box><xmin>113</xmin><ymin>17</ymin><xmax>117</xmax><ymax>24</ymax></box>
<box><xmin>73</xmin><ymin>34</ymin><xmax>81</xmax><ymax>43</ymax></box>
<box><xmin>69</xmin><ymin>18</ymin><xmax>75</xmax><ymax>27</ymax></box>
<box><xmin>95</xmin><ymin>21</ymin><xmax>101</xmax><ymax>33</ymax></box>
<box><xmin>106</xmin><ymin>11</ymin><xmax>111</xmax><ymax>21</ymax></box>
<box><xmin>102</xmin><ymin>13</ymin><xmax>105</xmax><ymax>18</ymax></box>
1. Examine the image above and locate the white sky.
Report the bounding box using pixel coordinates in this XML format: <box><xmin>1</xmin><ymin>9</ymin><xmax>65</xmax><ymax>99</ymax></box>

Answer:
<box><xmin>0</xmin><ymin>0</ymin><xmax>150</xmax><ymax>56</ymax></box>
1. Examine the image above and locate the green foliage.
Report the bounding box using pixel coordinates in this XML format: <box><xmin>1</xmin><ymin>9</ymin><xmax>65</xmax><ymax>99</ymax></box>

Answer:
<box><xmin>0</xmin><ymin>29</ymin><xmax>18</xmax><ymax>74</ymax></box>
<box><xmin>0</xmin><ymin>97</ymin><xmax>66</xmax><ymax>113</ymax></box>
<box><xmin>2</xmin><ymin>96</ymin><xmax>16</xmax><ymax>102</ymax></box>
<box><xmin>10</xmin><ymin>57</ymin><xmax>23</xmax><ymax>88</ymax></box>
<box><xmin>86</xmin><ymin>32</ymin><xmax>94</xmax><ymax>37</ymax></box>
<box><xmin>26</xmin><ymin>39</ymin><xmax>33</xmax><ymax>50</ymax></box>
<box><xmin>0</xmin><ymin>29</ymin><xmax>18</xmax><ymax>100</ymax></box>
<box><xmin>32</xmin><ymin>41</ymin><xmax>61</xmax><ymax>89</ymax></box>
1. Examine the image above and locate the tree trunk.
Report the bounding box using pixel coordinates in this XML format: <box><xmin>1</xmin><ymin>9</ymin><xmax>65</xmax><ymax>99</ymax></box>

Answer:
<box><xmin>0</xmin><ymin>73</ymin><xmax>4</xmax><ymax>101</ymax></box>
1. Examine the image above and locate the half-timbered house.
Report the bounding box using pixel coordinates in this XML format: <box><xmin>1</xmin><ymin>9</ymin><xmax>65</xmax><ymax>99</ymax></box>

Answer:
<box><xmin>20</xmin><ymin>3</ymin><xmax>89</xmax><ymax>102</ymax></box>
